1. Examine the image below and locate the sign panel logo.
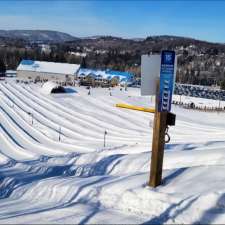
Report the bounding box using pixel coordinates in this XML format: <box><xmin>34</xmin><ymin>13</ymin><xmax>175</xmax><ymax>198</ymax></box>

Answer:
<box><xmin>158</xmin><ymin>50</ymin><xmax>175</xmax><ymax>112</ymax></box>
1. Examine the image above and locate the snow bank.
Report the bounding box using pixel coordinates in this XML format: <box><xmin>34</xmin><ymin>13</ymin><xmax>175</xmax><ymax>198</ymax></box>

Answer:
<box><xmin>40</xmin><ymin>81</ymin><xmax>63</xmax><ymax>95</ymax></box>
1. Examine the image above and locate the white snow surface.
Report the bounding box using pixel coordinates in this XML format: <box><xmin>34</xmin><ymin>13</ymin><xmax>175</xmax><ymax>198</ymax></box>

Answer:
<box><xmin>0</xmin><ymin>79</ymin><xmax>225</xmax><ymax>224</ymax></box>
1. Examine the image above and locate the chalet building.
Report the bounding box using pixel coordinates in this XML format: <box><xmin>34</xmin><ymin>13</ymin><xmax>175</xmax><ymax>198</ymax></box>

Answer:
<box><xmin>17</xmin><ymin>60</ymin><xmax>80</xmax><ymax>83</ymax></box>
<box><xmin>77</xmin><ymin>68</ymin><xmax>134</xmax><ymax>86</ymax></box>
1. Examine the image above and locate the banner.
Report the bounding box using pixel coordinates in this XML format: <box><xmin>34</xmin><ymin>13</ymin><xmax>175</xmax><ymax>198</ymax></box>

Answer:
<box><xmin>158</xmin><ymin>50</ymin><xmax>176</xmax><ymax>112</ymax></box>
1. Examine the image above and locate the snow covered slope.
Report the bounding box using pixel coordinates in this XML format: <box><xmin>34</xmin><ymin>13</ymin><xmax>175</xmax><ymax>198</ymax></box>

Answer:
<box><xmin>0</xmin><ymin>80</ymin><xmax>225</xmax><ymax>224</ymax></box>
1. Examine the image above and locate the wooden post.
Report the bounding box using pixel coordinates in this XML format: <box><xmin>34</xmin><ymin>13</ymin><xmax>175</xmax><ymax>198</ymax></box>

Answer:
<box><xmin>31</xmin><ymin>113</ymin><xmax>33</xmax><ymax>125</ymax></box>
<box><xmin>104</xmin><ymin>130</ymin><xmax>107</xmax><ymax>147</ymax></box>
<box><xmin>59</xmin><ymin>126</ymin><xmax>61</xmax><ymax>142</ymax></box>
<box><xmin>149</xmin><ymin>80</ymin><xmax>168</xmax><ymax>187</ymax></box>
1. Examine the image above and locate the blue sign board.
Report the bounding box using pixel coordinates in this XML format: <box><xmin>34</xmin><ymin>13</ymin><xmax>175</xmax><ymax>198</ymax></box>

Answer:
<box><xmin>158</xmin><ymin>50</ymin><xmax>175</xmax><ymax>112</ymax></box>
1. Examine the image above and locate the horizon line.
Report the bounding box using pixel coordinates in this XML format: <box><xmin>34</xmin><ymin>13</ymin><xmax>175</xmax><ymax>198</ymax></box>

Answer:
<box><xmin>0</xmin><ymin>28</ymin><xmax>224</xmax><ymax>45</ymax></box>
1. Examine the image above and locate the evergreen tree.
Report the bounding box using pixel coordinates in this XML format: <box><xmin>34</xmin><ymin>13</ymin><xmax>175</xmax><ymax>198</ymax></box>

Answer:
<box><xmin>81</xmin><ymin>57</ymin><xmax>87</xmax><ymax>68</ymax></box>
<box><xmin>0</xmin><ymin>59</ymin><xmax>6</xmax><ymax>76</ymax></box>
<box><xmin>221</xmin><ymin>79</ymin><xmax>225</xmax><ymax>90</ymax></box>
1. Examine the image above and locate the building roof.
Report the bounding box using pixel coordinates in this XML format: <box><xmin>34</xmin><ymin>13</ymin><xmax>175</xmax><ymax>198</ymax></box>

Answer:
<box><xmin>106</xmin><ymin>70</ymin><xmax>134</xmax><ymax>79</ymax></box>
<box><xmin>6</xmin><ymin>70</ymin><xmax>17</xmax><ymax>74</ymax></box>
<box><xmin>17</xmin><ymin>60</ymin><xmax>80</xmax><ymax>75</ymax></box>
<box><xmin>78</xmin><ymin>68</ymin><xmax>134</xmax><ymax>82</ymax></box>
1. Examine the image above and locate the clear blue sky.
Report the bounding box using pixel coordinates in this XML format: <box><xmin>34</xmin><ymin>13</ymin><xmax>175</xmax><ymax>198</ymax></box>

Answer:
<box><xmin>0</xmin><ymin>0</ymin><xmax>225</xmax><ymax>43</ymax></box>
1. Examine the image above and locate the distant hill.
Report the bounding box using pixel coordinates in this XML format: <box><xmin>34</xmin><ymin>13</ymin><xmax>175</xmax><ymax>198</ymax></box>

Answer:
<box><xmin>0</xmin><ymin>30</ymin><xmax>77</xmax><ymax>43</ymax></box>
<box><xmin>0</xmin><ymin>30</ymin><xmax>224</xmax><ymax>48</ymax></box>
<box><xmin>66</xmin><ymin>35</ymin><xmax>225</xmax><ymax>54</ymax></box>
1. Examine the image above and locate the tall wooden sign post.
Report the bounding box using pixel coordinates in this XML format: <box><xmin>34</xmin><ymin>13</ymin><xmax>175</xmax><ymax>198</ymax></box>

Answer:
<box><xmin>118</xmin><ymin>51</ymin><xmax>177</xmax><ymax>188</ymax></box>
<box><xmin>149</xmin><ymin>82</ymin><xmax>168</xmax><ymax>187</ymax></box>
<box><xmin>149</xmin><ymin>50</ymin><xmax>176</xmax><ymax>188</ymax></box>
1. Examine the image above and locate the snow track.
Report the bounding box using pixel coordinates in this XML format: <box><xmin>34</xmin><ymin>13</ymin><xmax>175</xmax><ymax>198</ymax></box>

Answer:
<box><xmin>21</xmin><ymin>84</ymin><xmax>146</xmax><ymax>137</ymax></box>
<box><xmin>0</xmin><ymin>107</ymin><xmax>70</xmax><ymax>156</ymax></box>
<box><xmin>1</xmin><ymin>83</ymin><xmax>146</xmax><ymax>144</ymax></box>
<box><xmin>0</xmin><ymin>98</ymin><xmax>91</xmax><ymax>153</ymax></box>
<box><xmin>1</xmin><ymin>80</ymin><xmax>225</xmax><ymax>224</ymax></box>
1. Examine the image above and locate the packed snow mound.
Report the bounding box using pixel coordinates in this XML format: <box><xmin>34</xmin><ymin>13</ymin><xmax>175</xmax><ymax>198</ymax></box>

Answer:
<box><xmin>40</xmin><ymin>81</ymin><xmax>65</xmax><ymax>95</ymax></box>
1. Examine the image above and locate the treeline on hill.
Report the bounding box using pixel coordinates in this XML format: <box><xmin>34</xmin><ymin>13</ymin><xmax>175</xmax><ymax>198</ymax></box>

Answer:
<box><xmin>0</xmin><ymin>35</ymin><xmax>225</xmax><ymax>88</ymax></box>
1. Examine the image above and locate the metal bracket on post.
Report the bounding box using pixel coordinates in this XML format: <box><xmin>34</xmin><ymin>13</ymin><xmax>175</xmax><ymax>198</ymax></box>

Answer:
<box><xmin>166</xmin><ymin>112</ymin><xmax>176</xmax><ymax>126</ymax></box>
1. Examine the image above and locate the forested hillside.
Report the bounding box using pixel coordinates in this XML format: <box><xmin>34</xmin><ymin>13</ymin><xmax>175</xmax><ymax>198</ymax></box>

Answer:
<box><xmin>1</xmin><ymin>31</ymin><xmax>225</xmax><ymax>86</ymax></box>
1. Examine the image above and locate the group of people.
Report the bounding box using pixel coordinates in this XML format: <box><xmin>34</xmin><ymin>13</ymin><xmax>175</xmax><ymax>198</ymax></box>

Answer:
<box><xmin>172</xmin><ymin>100</ymin><xmax>225</xmax><ymax>112</ymax></box>
<box><xmin>87</xmin><ymin>86</ymin><xmax>128</xmax><ymax>96</ymax></box>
